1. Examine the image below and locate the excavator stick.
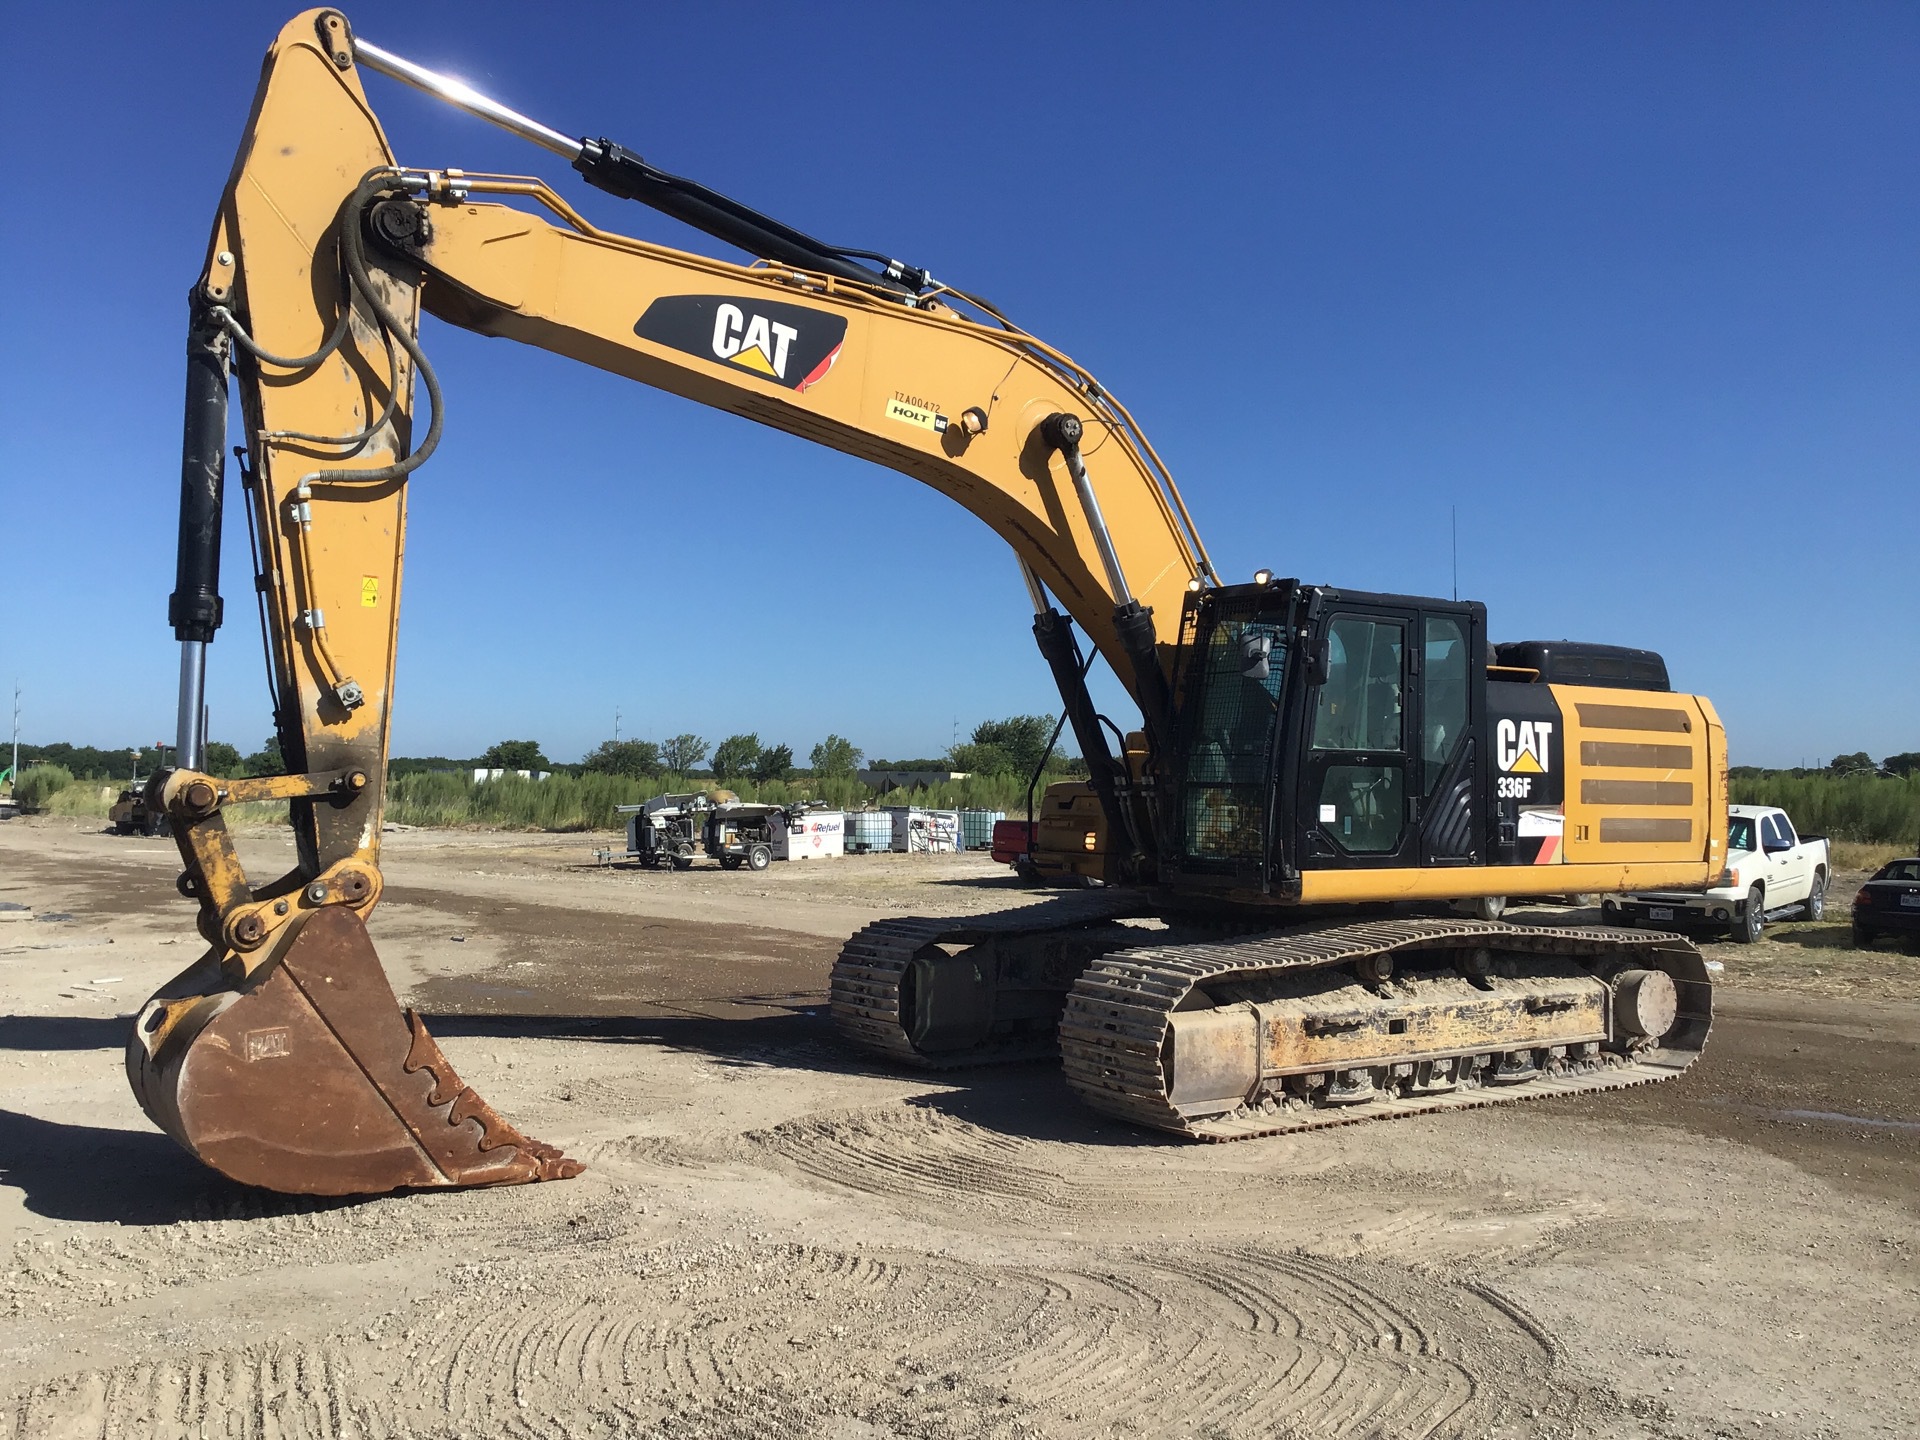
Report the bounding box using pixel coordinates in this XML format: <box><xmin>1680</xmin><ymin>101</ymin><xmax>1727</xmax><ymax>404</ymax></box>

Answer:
<box><xmin>128</xmin><ymin>907</ymin><xmax>580</xmax><ymax>1195</ymax></box>
<box><xmin>128</xmin><ymin>12</ymin><xmax>586</xmax><ymax>1193</ymax></box>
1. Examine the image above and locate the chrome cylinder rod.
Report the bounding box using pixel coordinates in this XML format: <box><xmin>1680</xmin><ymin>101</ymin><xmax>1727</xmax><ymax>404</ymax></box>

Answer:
<box><xmin>1062</xmin><ymin>446</ymin><xmax>1133</xmax><ymax>607</ymax></box>
<box><xmin>176</xmin><ymin>642</ymin><xmax>208</xmax><ymax>771</ymax></box>
<box><xmin>353</xmin><ymin>38</ymin><xmax>583</xmax><ymax>160</ymax></box>
<box><xmin>1018</xmin><ymin>560</ymin><xmax>1050</xmax><ymax>616</ymax></box>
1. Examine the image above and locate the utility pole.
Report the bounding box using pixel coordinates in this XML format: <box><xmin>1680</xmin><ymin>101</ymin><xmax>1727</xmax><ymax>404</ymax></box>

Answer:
<box><xmin>614</xmin><ymin>706</ymin><xmax>622</xmax><ymax>742</ymax></box>
<box><xmin>9</xmin><ymin>681</ymin><xmax>18</xmax><ymax>784</ymax></box>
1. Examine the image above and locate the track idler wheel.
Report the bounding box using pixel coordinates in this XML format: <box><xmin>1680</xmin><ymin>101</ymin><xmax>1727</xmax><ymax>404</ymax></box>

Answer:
<box><xmin>126</xmin><ymin>906</ymin><xmax>582</xmax><ymax>1195</ymax></box>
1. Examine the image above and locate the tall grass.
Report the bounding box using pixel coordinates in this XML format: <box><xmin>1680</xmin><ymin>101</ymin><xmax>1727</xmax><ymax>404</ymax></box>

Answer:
<box><xmin>1729</xmin><ymin>772</ymin><xmax>1920</xmax><ymax>846</ymax></box>
<box><xmin>13</xmin><ymin>765</ymin><xmax>74</xmax><ymax>812</ymax></box>
<box><xmin>382</xmin><ymin>768</ymin><xmax>1080</xmax><ymax>831</ymax></box>
<box><xmin>46</xmin><ymin>780</ymin><xmax>115</xmax><ymax>818</ymax></box>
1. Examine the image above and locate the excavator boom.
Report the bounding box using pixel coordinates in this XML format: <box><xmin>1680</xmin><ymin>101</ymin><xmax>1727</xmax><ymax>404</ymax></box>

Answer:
<box><xmin>136</xmin><ymin>10</ymin><xmax>1210</xmax><ymax>1194</ymax></box>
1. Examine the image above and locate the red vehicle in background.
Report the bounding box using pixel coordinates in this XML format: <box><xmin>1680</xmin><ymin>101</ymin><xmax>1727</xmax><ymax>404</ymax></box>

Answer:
<box><xmin>990</xmin><ymin>818</ymin><xmax>1042</xmax><ymax>882</ymax></box>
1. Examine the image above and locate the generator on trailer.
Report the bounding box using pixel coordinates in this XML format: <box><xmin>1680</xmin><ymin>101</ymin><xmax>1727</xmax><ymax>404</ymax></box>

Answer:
<box><xmin>616</xmin><ymin>794</ymin><xmax>707</xmax><ymax>870</ymax></box>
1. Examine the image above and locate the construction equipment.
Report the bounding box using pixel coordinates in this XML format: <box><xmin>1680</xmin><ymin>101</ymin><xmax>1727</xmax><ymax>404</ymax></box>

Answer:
<box><xmin>704</xmin><ymin>802</ymin><xmax>780</xmax><ymax>872</ymax></box>
<box><xmin>616</xmin><ymin>794</ymin><xmax>706</xmax><ymax>870</ymax></box>
<box><xmin>136</xmin><ymin>10</ymin><xmax>1722</xmax><ymax>1194</ymax></box>
<box><xmin>108</xmin><ymin>785</ymin><xmax>169</xmax><ymax>836</ymax></box>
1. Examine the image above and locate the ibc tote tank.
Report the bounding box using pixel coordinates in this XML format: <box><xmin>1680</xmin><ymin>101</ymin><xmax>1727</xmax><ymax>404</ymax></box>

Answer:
<box><xmin>958</xmin><ymin>809</ymin><xmax>1005</xmax><ymax>850</ymax></box>
<box><xmin>844</xmin><ymin>810</ymin><xmax>892</xmax><ymax>854</ymax></box>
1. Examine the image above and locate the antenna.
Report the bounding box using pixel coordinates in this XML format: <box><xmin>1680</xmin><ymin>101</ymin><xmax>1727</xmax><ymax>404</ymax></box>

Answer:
<box><xmin>1451</xmin><ymin>506</ymin><xmax>1458</xmax><ymax>603</ymax></box>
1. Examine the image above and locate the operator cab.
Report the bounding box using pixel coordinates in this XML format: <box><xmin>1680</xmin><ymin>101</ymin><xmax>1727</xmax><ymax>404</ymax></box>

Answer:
<box><xmin>1165</xmin><ymin>579</ymin><xmax>1489</xmax><ymax>894</ymax></box>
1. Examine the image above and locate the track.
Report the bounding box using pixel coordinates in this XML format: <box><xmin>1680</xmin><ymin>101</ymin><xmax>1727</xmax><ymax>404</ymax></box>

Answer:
<box><xmin>827</xmin><ymin>889</ymin><xmax>1151</xmax><ymax>1067</ymax></box>
<box><xmin>832</xmin><ymin>899</ymin><xmax>1710</xmax><ymax>1140</ymax></box>
<box><xmin>1060</xmin><ymin>916</ymin><xmax>1711</xmax><ymax>1140</ymax></box>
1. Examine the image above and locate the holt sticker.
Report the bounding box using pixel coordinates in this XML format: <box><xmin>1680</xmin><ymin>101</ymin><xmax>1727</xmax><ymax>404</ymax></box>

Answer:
<box><xmin>884</xmin><ymin>392</ymin><xmax>948</xmax><ymax>434</ymax></box>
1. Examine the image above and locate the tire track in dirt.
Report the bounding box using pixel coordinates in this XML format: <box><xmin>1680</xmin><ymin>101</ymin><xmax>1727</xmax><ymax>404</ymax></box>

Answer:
<box><xmin>744</xmin><ymin>1103</ymin><xmax>1605</xmax><ymax>1264</ymax></box>
<box><xmin>2</xmin><ymin>1345</ymin><xmax>385</xmax><ymax>1439</ymax></box>
<box><xmin>5</xmin><ymin>1184</ymin><xmax>641</xmax><ymax>1322</ymax></box>
<box><xmin>388</xmin><ymin>1239</ymin><xmax>1559</xmax><ymax>1439</ymax></box>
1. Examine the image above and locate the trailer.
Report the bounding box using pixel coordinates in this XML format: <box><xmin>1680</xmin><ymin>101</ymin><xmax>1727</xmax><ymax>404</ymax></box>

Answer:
<box><xmin>613</xmin><ymin>793</ymin><xmax>707</xmax><ymax>870</ymax></box>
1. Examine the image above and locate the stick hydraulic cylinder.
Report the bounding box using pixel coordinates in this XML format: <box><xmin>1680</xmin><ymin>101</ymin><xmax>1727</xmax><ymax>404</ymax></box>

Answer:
<box><xmin>168</xmin><ymin>303</ymin><xmax>230</xmax><ymax>770</ymax></box>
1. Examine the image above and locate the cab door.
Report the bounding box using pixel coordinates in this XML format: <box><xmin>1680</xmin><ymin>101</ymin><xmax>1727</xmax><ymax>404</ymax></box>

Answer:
<box><xmin>1299</xmin><ymin>610</ymin><xmax>1414</xmax><ymax>866</ymax></box>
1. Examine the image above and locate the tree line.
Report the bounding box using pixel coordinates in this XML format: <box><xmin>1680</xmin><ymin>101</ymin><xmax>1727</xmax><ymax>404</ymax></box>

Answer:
<box><xmin>481</xmin><ymin>716</ymin><xmax>1083</xmax><ymax>784</ymax></box>
<box><xmin>6</xmin><ymin>715</ymin><xmax>1090</xmax><ymax>801</ymax></box>
<box><xmin>1730</xmin><ymin>750</ymin><xmax>1920</xmax><ymax>780</ymax></box>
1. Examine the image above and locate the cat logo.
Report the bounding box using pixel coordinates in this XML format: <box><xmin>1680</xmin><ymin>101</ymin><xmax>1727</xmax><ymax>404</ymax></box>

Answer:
<box><xmin>634</xmin><ymin>295</ymin><xmax>847</xmax><ymax>392</ymax></box>
<box><xmin>709</xmin><ymin>303</ymin><xmax>796</xmax><ymax>378</ymax></box>
<box><xmin>1496</xmin><ymin>718</ymin><xmax>1554</xmax><ymax>774</ymax></box>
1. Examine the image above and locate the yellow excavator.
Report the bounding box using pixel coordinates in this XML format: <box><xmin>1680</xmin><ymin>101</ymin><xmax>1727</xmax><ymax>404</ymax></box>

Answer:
<box><xmin>133</xmin><ymin>10</ymin><xmax>1722</xmax><ymax>1194</ymax></box>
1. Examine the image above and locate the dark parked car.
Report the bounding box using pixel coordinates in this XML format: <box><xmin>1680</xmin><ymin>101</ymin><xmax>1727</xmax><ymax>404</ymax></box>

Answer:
<box><xmin>1854</xmin><ymin>858</ymin><xmax>1920</xmax><ymax>948</ymax></box>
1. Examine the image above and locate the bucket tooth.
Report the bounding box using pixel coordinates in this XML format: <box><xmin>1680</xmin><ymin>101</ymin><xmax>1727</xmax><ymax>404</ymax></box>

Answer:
<box><xmin>127</xmin><ymin>905</ymin><xmax>581</xmax><ymax>1195</ymax></box>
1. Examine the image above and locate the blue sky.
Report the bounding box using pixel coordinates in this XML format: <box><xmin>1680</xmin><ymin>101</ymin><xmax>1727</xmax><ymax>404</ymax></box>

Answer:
<box><xmin>2</xmin><ymin>3</ymin><xmax>1913</xmax><ymax>768</ymax></box>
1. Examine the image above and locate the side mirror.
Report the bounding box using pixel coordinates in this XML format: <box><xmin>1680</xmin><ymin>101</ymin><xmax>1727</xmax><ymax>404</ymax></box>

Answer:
<box><xmin>1763</xmin><ymin>837</ymin><xmax>1792</xmax><ymax>854</ymax></box>
<box><xmin>1239</xmin><ymin>632</ymin><xmax>1272</xmax><ymax>681</ymax></box>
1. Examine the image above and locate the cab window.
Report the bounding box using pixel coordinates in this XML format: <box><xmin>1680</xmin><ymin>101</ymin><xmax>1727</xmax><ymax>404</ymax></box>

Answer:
<box><xmin>1311</xmin><ymin>617</ymin><xmax>1403</xmax><ymax>753</ymax></box>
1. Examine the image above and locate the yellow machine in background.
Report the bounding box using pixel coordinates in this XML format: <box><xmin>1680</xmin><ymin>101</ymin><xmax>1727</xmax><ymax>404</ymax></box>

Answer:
<box><xmin>135</xmin><ymin>10</ymin><xmax>1720</xmax><ymax>1194</ymax></box>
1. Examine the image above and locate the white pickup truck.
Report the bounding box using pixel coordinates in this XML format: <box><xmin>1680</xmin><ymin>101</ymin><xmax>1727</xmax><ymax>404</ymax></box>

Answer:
<box><xmin>1602</xmin><ymin>804</ymin><xmax>1830</xmax><ymax>943</ymax></box>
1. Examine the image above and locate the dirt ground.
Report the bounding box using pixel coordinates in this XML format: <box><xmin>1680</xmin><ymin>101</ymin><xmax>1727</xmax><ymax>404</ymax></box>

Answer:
<box><xmin>2</xmin><ymin>817</ymin><xmax>1916</xmax><ymax>1439</ymax></box>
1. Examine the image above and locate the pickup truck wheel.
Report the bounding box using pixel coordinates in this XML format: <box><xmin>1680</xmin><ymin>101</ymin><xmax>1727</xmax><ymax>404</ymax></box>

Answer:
<box><xmin>1733</xmin><ymin>884</ymin><xmax>1765</xmax><ymax>944</ymax></box>
<box><xmin>1451</xmin><ymin>895</ymin><xmax>1506</xmax><ymax>922</ymax></box>
<box><xmin>1804</xmin><ymin>869</ymin><xmax>1826</xmax><ymax>920</ymax></box>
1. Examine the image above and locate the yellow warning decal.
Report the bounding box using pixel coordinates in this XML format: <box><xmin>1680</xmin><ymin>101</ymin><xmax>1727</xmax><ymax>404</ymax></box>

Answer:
<box><xmin>360</xmin><ymin>576</ymin><xmax>379</xmax><ymax>608</ymax></box>
<box><xmin>731</xmin><ymin>344</ymin><xmax>777</xmax><ymax>377</ymax></box>
<box><xmin>884</xmin><ymin>394</ymin><xmax>948</xmax><ymax>434</ymax></box>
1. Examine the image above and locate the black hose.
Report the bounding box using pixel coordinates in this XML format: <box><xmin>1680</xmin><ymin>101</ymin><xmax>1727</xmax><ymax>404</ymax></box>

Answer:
<box><xmin>261</xmin><ymin>322</ymin><xmax>402</xmax><ymax>453</ymax></box>
<box><xmin>211</xmin><ymin>189</ymin><xmax>406</xmax><ymax>454</ymax></box>
<box><xmin>300</xmin><ymin>170</ymin><xmax>445</xmax><ymax>488</ymax></box>
<box><xmin>1025</xmin><ymin>648</ymin><xmax>1096</xmax><ymax>831</ymax></box>
<box><xmin>209</xmin><ymin>235</ymin><xmax>351</xmax><ymax>371</ymax></box>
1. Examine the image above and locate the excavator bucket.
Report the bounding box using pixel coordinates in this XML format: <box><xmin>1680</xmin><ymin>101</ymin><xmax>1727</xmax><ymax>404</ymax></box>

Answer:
<box><xmin>127</xmin><ymin>906</ymin><xmax>581</xmax><ymax>1195</ymax></box>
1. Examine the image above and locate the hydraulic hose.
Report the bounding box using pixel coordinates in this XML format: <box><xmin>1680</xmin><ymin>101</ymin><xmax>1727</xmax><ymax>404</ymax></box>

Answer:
<box><xmin>303</xmin><ymin>170</ymin><xmax>445</xmax><ymax>487</ymax></box>
<box><xmin>273</xmin><ymin>171</ymin><xmax>449</xmax><ymax>709</ymax></box>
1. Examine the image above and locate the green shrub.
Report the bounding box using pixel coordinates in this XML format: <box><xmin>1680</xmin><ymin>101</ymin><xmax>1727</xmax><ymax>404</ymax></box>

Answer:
<box><xmin>1729</xmin><ymin>772</ymin><xmax>1920</xmax><ymax>846</ymax></box>
<box><xmin>13</xmin><ymin>765</ymin><xmax>74</xmax><ymax>812</ymax></box>
<box><xmin>379</xmin><ymin>767</ymin><xmax>1084</xmax><ymax>832</ymax></box>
